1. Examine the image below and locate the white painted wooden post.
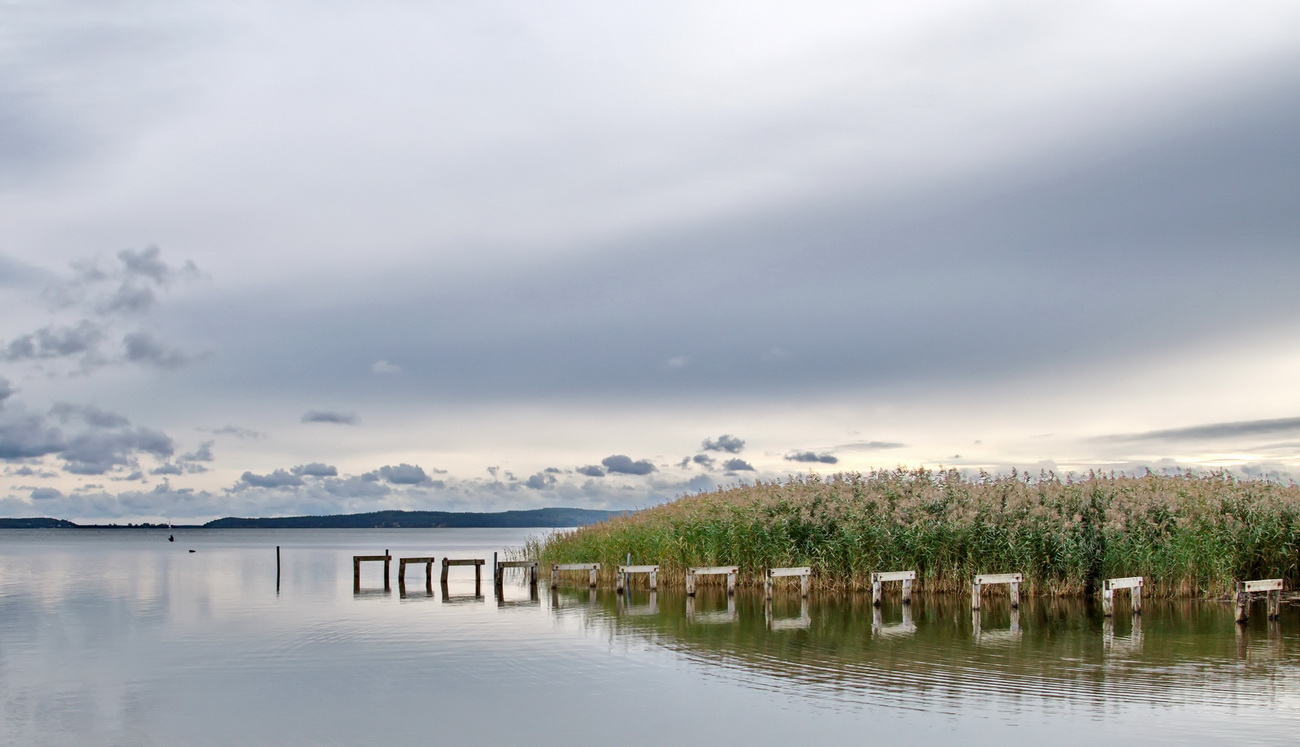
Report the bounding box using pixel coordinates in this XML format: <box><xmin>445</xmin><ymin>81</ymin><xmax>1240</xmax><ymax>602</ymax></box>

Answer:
<box><xmin>1102</xmin><ymin>583</ymin><xmax>1114</xmax><ymax>617</ymax></box>
<box><xmin>764</xmin><ymin>570</ymin><xmax>773</xmax><ymax>599</ymax></box>
<box><xmin>686</xmin><ymin>568</ymin><xmax>696</xmax><ymax>596</ymax></box>
<box><xmin>872</xmin><ymin>577</ymin><xmax>882</xmax><ymax>607</ymax></box>
<box><xmin>726</xmin><ymin>570</ymin><xmax>736</xmax><ymax>596</ymax></box>
<box><xmin>972</xmin><ymin>581</ymin><xmax>982</xmax><ymax>611</ymax></box>
<box><xmin>1009</xmin><ymin>580</ymin><xmax>1020</xmax><ymax>609</ymax></box>
<box><xmin>901</xmin><ymin>577</ymin><xmax>912</xmax><ymax>604</ymax></box>
<box><xmin>589</xmin><ymin>567</ymin><xmax>597</xmax><ymax>588</ymax></box>
<box><xmin>799</xmin><ymin>573</ymin><xmax>809</xmax><ymax>598</ymax></box>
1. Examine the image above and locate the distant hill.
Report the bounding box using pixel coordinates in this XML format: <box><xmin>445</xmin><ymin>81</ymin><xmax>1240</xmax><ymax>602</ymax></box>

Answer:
<box><xmin>0</xmin><ymin>517</ymin><xmax>79</xmax><ymax>528</ymax></box>
<box><xmin>202</xmin><ymin>507</ymin><xmax>626</xmax><ymax>529</ymax></box>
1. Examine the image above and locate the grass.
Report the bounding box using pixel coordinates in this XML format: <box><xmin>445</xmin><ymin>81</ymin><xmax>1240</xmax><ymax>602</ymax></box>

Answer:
<box><xmin>528</xmin><ymin>469</ymin><xmax>1300</xmax><ymax>597</ymax></box>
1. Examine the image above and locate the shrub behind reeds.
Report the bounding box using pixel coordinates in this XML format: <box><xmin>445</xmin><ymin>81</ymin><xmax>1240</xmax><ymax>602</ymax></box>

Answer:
<box><xmin>529</xmin><ymin>469</ymin><xmax>1300</xmax><ymax>597</ymax></box>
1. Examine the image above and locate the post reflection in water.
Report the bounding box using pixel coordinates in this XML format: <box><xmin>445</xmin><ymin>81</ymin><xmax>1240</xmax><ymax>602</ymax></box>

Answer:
<box><xmin>871</xmin><ymin>600</ymin><xmax>915</xmax><ymax>637</ymax></box>
<box><xmin>766</xmin><ymin>596</ymin><xmax>811</xmax><ymax>631</ymax></box>
<box><xmin>685</xmin><ymin>592</ymin><xmax>737</xmax><ymax>624</ymax></box>
<box><xmin>1102</xmin><ymin>612</ymin><xmax>1143</xmax><ymax>654</ymax></box>
<box><xmin>971</xmin><ymin>605</ymin><xmax>1022</xmax><ymax>644</ymax></box>
<box><xmin>494</xmin><ymin>580</ymin><xmax>540</xmax><ymax>608</ymax></box>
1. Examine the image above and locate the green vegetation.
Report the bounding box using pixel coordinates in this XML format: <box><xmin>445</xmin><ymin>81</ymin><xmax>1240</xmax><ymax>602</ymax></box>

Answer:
<box><xmin>529</xmin><ymin>469</ymin><xmax>1300</xmax><ymax>597</ymax></box>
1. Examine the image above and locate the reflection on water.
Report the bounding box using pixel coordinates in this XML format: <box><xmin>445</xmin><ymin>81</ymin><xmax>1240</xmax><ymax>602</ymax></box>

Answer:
<box><xmin>3</xmin><ymin>529</ymin><xmax>1299</xmax><ymax>746</ymax></box>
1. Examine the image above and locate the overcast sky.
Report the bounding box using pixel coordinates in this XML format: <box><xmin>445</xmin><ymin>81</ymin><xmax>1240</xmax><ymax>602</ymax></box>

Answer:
<box><xmin>3</xmin><ymin>1</ymin><xmax>1300</xmax><ymax>522</ymax></box>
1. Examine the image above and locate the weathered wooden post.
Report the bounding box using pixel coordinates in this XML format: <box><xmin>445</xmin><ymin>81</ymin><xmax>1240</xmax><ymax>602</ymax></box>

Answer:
<box><xmin>765</xmin><ymin>567</ymin><xmax>811</xmax><ymax>599</ymax></box>
<box><xmin>616</xmin><ymin>565</ymin><xmax>659</xmax><ymax>593</ymax></box>
<box><xmin>871</xmin><ymin>571</ymin><xmax>916</xmax><ymax>607</ymax></box>
<box><xmin>551</xmin><ymin>563</ymin><xmax>600</xmax><ymax>588</ymax></box>
<box><xmin>353</xmin><ymin>552</ymin><xmax>392</xmax><ymax>592</ymax></box>
<box><xmin>686</xmin><ymin>566</ymin><xmax>739</xmax><ymax>597</ymax></box>
<box><xmin>972</xmin><ymin>573</ymin><xmax>1022</xmax><ymax>610</ymax></box>
<box><xmin>1236</xmin><ymin>579</ymin><xmax>1284</xmax><ymax>624</ymax></box>
<box><xmin>1102</xmin><ymin>577</ymin><xmax>1143</xmax><ymax>616</ymax></box>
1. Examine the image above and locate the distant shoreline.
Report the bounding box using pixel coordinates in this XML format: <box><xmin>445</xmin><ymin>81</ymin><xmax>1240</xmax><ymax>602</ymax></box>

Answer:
<box><xmin>0</xmin><ymin>507</ymin><xmax>626</xmax><ymax>530</ymax></box>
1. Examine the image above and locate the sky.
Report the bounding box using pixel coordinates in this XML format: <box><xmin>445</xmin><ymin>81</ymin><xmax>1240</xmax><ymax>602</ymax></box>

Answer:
<box><xmin>3</xmin><ymin>0</ymin><xmax>1300</xmax><ymax>523</ymax></box>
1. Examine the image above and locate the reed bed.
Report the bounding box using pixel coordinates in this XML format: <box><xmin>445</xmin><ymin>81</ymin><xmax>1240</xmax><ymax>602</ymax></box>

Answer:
<box><xmin>528</xmin><ymin>469</ymin><xmax>1300</xmax><ymax>597</ymax></box>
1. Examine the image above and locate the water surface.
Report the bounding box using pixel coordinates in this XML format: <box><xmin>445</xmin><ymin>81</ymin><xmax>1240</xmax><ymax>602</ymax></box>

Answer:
<box><xmin>1</xmin><ymin>529</ymin><xmax>1296</xmax><ymax>745</ymax></box>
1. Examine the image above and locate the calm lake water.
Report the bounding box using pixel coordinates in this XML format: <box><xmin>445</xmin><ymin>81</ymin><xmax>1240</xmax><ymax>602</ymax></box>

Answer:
<box><xmin>1</xmin><ymin>528</ymin><xmax>1297</xmax><ymax>746</ymax></box>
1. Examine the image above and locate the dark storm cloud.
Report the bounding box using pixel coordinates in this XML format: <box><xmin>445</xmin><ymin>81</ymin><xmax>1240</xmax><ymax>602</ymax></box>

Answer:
<box><xmin>292</xmin><ymin>462</ymin><xmax>338</xmax><ymax>477</ymax></box>
<box><xmin>0</xmin><ymin>412</ymin><xmax>64</xmax><ymax>459</ymax></box>
<box><xmin>576</xmin><ymin>464</ymin><xmax>606</xmax><ymax>477</ymax></box>
<box><xmin>601</xmin><ymin>455</ymin><xmax>657</xmax><ymax>475</ymax></box>
<box><xmin>785</xmin><ymin>451</ymin><xmax>839</xmax><ymax>464</ymax></box>
<box><xmin>1097</xmin><ymin>416</ymin><xmax>1300</xmax><ymax>443</ymax></box>
<box><xmin>702</xmin><ymin>434</ymin><xmax>745</xmax><ymax>453</ymax></box>
<box><xmin>301</xmin><ymin>410</ymin><xmax>359</xmax><ymax>425</ymax></box>
<box><xmin>722</xmin><ymin>458</ymin><xmax>754</xmax><ymax>472</ymax></box>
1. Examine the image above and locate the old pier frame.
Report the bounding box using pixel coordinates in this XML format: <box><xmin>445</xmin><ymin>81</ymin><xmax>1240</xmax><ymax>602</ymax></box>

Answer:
<box><xmin>551</xmin><ymin>563</ymin><xmax>600</xmax><ymax>588</ymax></box>
<box><xmin>764</xmin><ymin>567</ymin><xmax>811</xmax><ymax>599</ymax></box>
<box><xmin>1235</xmin><ymin>578</ymin><xmax>1284</xmax><ymax>624</ymax></box>
<box><xmin>353</xmin><ymin>551</ymin><xmax>391</xmax><ymax>592</ymax></box>
<box><xmin>494</xmin><ymin>558</ymin><xmax>539</xmax><ymax>589</ymax></box>
<box><xmin>441</xmin><ymin>557</ymin><xmax>486</xmax><ymax>584</ymax></box>
<box><xmin>871</xmin><ymin>570</ymin><xmax>916</xmax><ymax>607</ymax></box>
<box><xmin>686</xmin><ymin>566</ymin><xmax>739</xmax><ymax>596</ymax></box>
<box><xmin>972</xmin><ymin>572</ymin><xmax>1022</xmax><ymax>610</ymax></box>
<box><xmin>1102</xmin><ymin>576</ymin><xmax>1143</xmax><ymax>616</ymax></box>
<box><xmin>398</xmin><ymin>557</ymin><xmax>436</xmax><ymax>595</ymax></box>
<box><xmin>616</xmin><ymin>565</ymin><xmax>659</xmax><ymax>593</ymax></box>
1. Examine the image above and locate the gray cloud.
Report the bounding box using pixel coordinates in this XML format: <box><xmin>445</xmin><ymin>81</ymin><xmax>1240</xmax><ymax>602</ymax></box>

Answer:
<box><xmin>374</xmin><ymin>463</ymin><xmax>431</xmax><ymax>485</ymax></box>
<box><xmin>60</xmin><ymin>427</ymin><xmax>174</xmax><ymax>475</ymax></box>
<box><xmin>49</xmin><ymin>403</ymin><xmax>130</xmax><ymax>429</ymax></box>
<box><xmin>2</xmin><ymin>322</ymin><xmax>103</xmax><ymax>362</ymax></box>
<box><xmin>525</xmin><ymin>471</ymin><xmax>556</xmax><ymax>489</ymax></box>
<box><xmin>576</xmin><ymin>464</ymin><xmax>606</xmax><ymax>477</ymax></box>
<box><xmin>601</xmin><ymin>455</ymin><xmax>657</xmax><ymax>476</ymax></box>
<box><xmin>30</xmin><ymin>487</ymin><xmax>63</xmax><ymax>501</ymax></box>
<box><xmin>292</xmin><ymin>462</ymin><xmax>338</xmax><ymax>477</ymax></box>
<box><xmin>1097</xmin><ymin>416</ymin><xmax>1300</xmax><ymax>443</ymax></box>
<box><xmin>785</xmin><ymin>451</ymin><xmax>839</xmax><ymax>464</ymax></box>
<box><xmin>722</xmin><ymin>458</ymin><xmax>754</xmax><ymax>472</ymax></box>
<box><xmin>123</xmin><ymin>332</ymin><xmax>190</xmax><ymax>369</ymax></box>
<box><xmin>181</xmin><ymin>441</ymin><xmax>215</xmax><ymax>462</ymax></box>
<box><xmin>239</xmin><ymin>469</ymin><xmax>305</xmax><ymax>488</ymax></box>
<box><xmin>211</xmin><ymin>425</ymin><xmax>264</xmax><ymax>439</ymax></box>
<box><xmin>301</xmin><ymin>410</ymin><xmax>359</xmax><ymax>425</ymax></box>
<box><xmin>0</xmin><ymin>377</ymin><xmax>13</xmax><ymax>404</ymax></box>
<box><xmin>0</xmin><ymin>412</ymin><xmax>65</xmax><ymax>459</ymax></box>
<box><xmin>702</xmin><ymin>434</ymin><xmax>745</xmax><ymax>453</ymax></box>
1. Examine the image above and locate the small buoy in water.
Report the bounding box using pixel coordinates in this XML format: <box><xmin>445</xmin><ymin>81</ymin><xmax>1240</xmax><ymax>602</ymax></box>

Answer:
<box><xmin>188</xmin><ymin>549</ymin><xmax>196</xmax><ymax>553</ymax></box>
<box><xmin>168</xmin><ymin>534</ymin><xmax>174</xmax><ymax>542</ymax></box>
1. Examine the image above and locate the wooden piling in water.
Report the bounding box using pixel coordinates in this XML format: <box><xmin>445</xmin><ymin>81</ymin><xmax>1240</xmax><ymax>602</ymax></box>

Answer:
<box><xmin>972</xmin><ymin>572</ymin><xmax>1022</xmax><ymax>610</ymax></box>
<box><xmin>353</xmin><ymin>552</ymin><xmax>391</xmax><ymax>592</ymax></box>
<box><xmin>398</xmin><ymin>557</ymin><xmax>436</xmax><ymax>595</ymax></box>
<box><xmin>496</xmin><ymin>559</ymin><xmax>539</xmax><ymax>588</ymax></box>
<box><xmin>764</xmin><ymin>567</ymin><xmax>811</xmax><ymax>599</ymax></box>
<box><xmin>1235</xmin><ymin>578</ymin><xmax>1284</xmax><ymax>624</ymax></box>
<box><xmin>870</xmin><ymin>570</ymin><xmax>916</xmax><ymax>607</ymax></box>
<box><xmin>1101</xmin><ymin>576</ymin><xmax>1143</xmax><ymax>616</ymax></box>
<box><xmin>616</xmin><ymin>565</ymin><xmax>658</xmax><ymax>593</ymax></box>
<box><xmin>686</xmin><ymin>566</ymin><xmax>738</xmax><ymax>597</ymax></box>
<box><xmin>551</xmin><ymin>563</ymin><xmax>600</xmax><ymax>588</ymax></box>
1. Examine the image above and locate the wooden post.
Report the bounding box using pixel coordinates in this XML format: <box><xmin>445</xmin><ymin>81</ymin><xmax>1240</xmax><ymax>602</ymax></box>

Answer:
<box><xmin>1102</xmin><ymin>577</ymin><xmax>1143</xmax><ymax>617</ymax></box>
<box><xmin>1236</xmin><ymin>579</ymin><xmax>1284</xmax><ymax>624</ymax></box>
<box><xmin>766</xmin><ymin>567</ymin><xmax>811</xmax><ymax>599</ymax></box>
<box><xmin>276</xmin><ymin>545</ymin><xmax>281</xmax><ymax>592</ymax></box>
<box><xmin>353</xmin><ymin>556</ymin><xmax>360</xmax><ymax>592</ymax></box>
<box><xmin>727</xmin><ymin>569</ymin><xmax>736</xmax><ymax>596</ymax></box>
<box><xmin>872</xmin><ymin>571</ymin><xmax>916</xmax><ymax>607</ymax></box>
<box><xmin>971</xmin><ymin>581</ymin><xmax>981</xmax><ymax>611</ymax></box>
<box><xmin>973</xmin><ymin>573</ymin><xmax>1022</xmax><ymax>610</ymax></box>
<box><xmin>383</xmin><ymin>551</ymin><xmax>391</xmax><ymax>592</ymax></box>
<box><xmin>589</xmin><ymin>566</ymin><xmax>597</xmax><ymax>589</ymax></box>
<box><xmin>686</xmin><ymin>568</ymin><xmax>695</xmax><ymax>596</ymax></box>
